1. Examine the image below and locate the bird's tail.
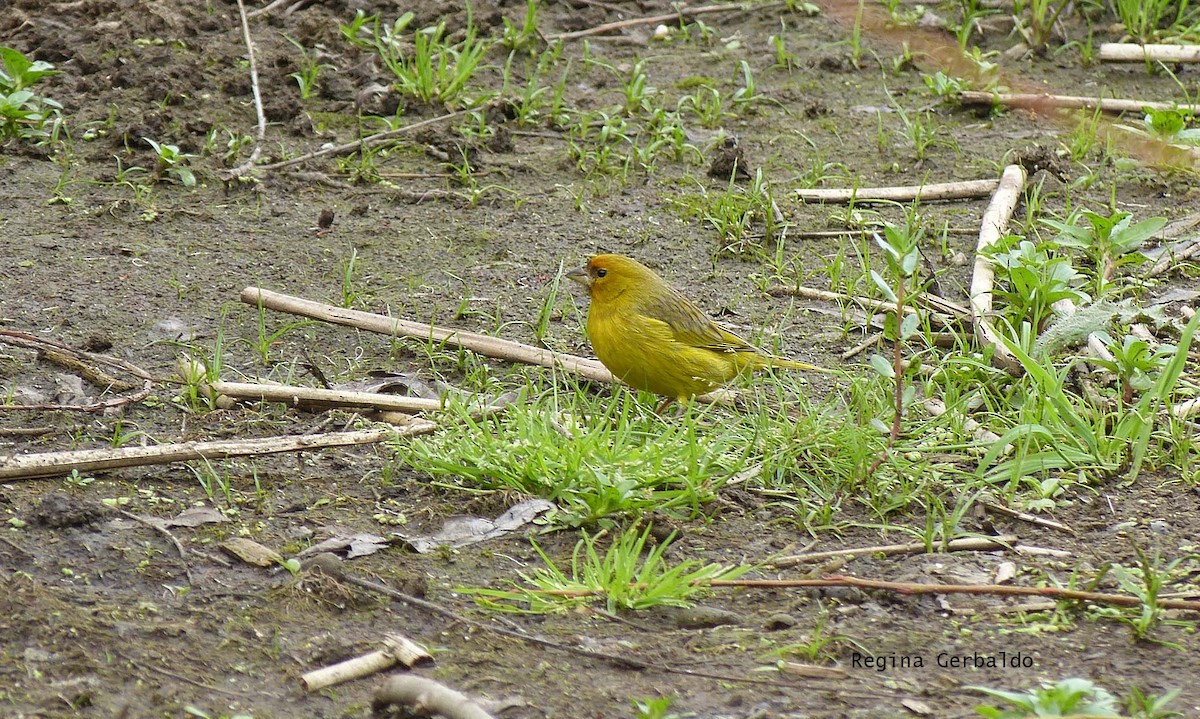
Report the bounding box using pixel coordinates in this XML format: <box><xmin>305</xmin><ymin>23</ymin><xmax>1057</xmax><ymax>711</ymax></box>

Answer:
<box><xmin>764</xmin><ymin>356</ymin><xmax>831</xmax><ymax>373</ymax></box>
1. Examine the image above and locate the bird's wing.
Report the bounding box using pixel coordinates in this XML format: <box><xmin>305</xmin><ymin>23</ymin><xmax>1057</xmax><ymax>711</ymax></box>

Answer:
<box><xmin>640</xmin><ymin>288</ymin><xmax>755</xmax><ymax>354</ymax></box>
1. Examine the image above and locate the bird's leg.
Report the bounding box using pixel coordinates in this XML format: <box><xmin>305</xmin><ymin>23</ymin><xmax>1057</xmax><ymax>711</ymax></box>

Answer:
<box><xmin>654</xmin><ymin>397</ymin><xmax>676</xmax><ymax>415</ymax></box>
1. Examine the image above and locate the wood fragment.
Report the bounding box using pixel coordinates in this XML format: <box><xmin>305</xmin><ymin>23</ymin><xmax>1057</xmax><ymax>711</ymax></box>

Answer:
<box><xmin>0</xmin><ymin>426</ymin><xmax>55</xmax><ymax>437</ymax></box>
<box><xmin>225</xmin><ymin>0</ymin><xmax>266</xmax><ymax>178</ymax></box>
<box><xmin>239</xmin><ymin>287</ymin><xmax>614</xmax><ymax>383</ymax></box>
<box><xmin>302</xmin><ymin>634</ymin><xmax>433</xmax><ymax>692</ymax></box>
<box><xmin>969</xmin><ymin>164</ymin><xmax>1026</xmax><ymax>374</ymax></box>
<box><xmin>244</xmin><ymin>0</ymin><xmax>289</xmax><ymax>18</ymax></box>
<box><xmin>210</xmin><ymin>380</ymin><xmax>445</xmax><ymax>414</ymax></box>
<box><xmin>0</xmin><ymin>329</ymin><xmax>155</xmax><ymax>412</ymax></box>
<box><xmin>1148</xmin><ymin>233</ymin><xmax>1200</xmax><ymax>277</ymax></box>
<box><xmin>958</xmin><ymin>89</ymin><xmax>1200</xmax><ymax>114</ymax></box>
<box><xmin>1011</xmin><ymin>545</ymin><xmax>1071</xmax><ymax>558</ymax></box>
<box><xmin>373</xmin><ymin>675</ymin><xmax>494</xmax><ymax>719</ymax></box>
<box><xmin>794</xmin><ymin>178</ymin><xmax>998</xmax><ymax>204</ymax></box>
<box><xmin>1099</xmin><ymin>43</ymin><xmax>1200</xmax><ymax>63</ymax></box>
<box><xmin>980</xmin><ymin>502</ymin><xmax>1076</xmax><ymax>535</ymax></box>
<box><xmin>250</xmin><ymin>111</ymin><xmax>468</xmax><ymax>174</ymax></box>
<box><xmin>841</xmin><ymin>334</ymin><xmax>880</xmax><ymax>360</ymax></box>
<box><xmin>769</xmin><ymin>535</ymin><xmax>1017</xmax><ymax>568</ymax></box>
<box><xmin>767</xmin><ymin>285</ymin><xmax>964</xmax><ymax>328</ymax></box>
<box><xmin>0</xmin><ymin>425</ymin><xmax>432</xmax><ymax>481</ymax></box>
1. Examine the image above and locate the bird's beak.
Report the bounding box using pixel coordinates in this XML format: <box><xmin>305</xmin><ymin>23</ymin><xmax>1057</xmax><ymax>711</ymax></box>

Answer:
<box><xmin>566</xmin><ymin>266</ymin><xmax>590</xmax><ymax>287</ymax></box>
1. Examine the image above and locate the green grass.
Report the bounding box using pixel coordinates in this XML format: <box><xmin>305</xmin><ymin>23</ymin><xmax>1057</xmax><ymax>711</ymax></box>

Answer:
<box><xmin>394</xmin><ymin>373</ymin><xmax>901</xmax><ymax>528</ymax></box>
<box><xmin>463</xmin><ymin>524</ymin><xmax>749</xmax><ymax>613</ymax></box>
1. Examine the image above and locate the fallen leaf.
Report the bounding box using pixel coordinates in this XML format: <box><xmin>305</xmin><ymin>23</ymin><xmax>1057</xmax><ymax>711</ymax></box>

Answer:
<box><xmin>220</xmin><ymin>537</ymin><xmax>283</xmax><ymax>567</ymax></box>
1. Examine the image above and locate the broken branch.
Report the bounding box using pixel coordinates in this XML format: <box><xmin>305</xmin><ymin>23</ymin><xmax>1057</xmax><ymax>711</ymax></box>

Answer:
<box><xmin>302</xmin><ymin>634</ymin><xmax>433</xmax><ymax>692</ymax></box>
<box><xmin>1100</xmin><ymin>43</ymin><xmax>1200</xmax><ymax>63</ymax></box>
<box><xmin>373</xmin><ymin>675</ymin><xmax>494</xmax><ymax>719</ymax></box>
<box><xmin>969</xmin><ymin>164</ymin><xmax>1026</xmax><ymax>374</ymax></box>
<box><xmin>0</xmin><ymin>425</ymin><xmax>433</xmax><ymax>481</ymax></box>
<box><xmin>794</xmin><ymin>178</ymin><xmax>998</xmax><ymax>204</ymax></box>
<box><xmin>210</xmin><ymin>380</ymin><xmax>444</xmax><ymax>414</ymax></box>
<box><xmin>769</xmin><ymin>535</ymin><xmax>1017</xmax><ymax>568</ymax></box>
<box><xmin>958</xmin><ymin>90</ymin><xmax>1200</xmax><ymax>114</ymax></box>
<box><xmin>239</xmin><ymin>287</ymin><xmax>614</xmax><ymax>384</ymax></box>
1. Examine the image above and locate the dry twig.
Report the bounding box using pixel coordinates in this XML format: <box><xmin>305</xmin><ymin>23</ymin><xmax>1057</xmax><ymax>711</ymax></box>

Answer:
<box><xmin>239</xmin><ymin>287</ymin><xmax>614</xmax><ymax>383</ymax></box>
<box><xmin>210</xmin><ymin>380</ymin><xmax>445</xmax><ymax>414</ymax></box>
<box><xmin>251</xmin><ymin>110</ymin><xmax>468</xmax><ymax>174</ymax></box>
<box><xmin>958</xmin><ymin>90</ymin><xmax>1200</xmax><ymax>114</ymax></box>
<box><xmin>980</xmin><ymin>502</ymin><xmax>1076</xmax><ymax>535</ymax></box>
<box><xmin>768</xmin><ymin>285</ymin><xmax>967</xmax><ymax>327</ymax></box>
<box><xmin>1100</xmin><ymin>43</ymin><xmax>1200</xmax><ymax>63</ymax></box>
<box><xmin>969</xmin><ymin>164</ymin><xmax>1026</xmax><ymax>374</ymax></box>
<box><xmin>0</xmin><ymin>330</ymin><xmax>154</xmax><ymax>412</ymax></box>
<box><xmin>770</xmin><ymin>535</ymin><xmax>1018</xmax><ymax>568</ymax></box>
<box><xmin>302</xmin><ymin>634</ymin><xmax>432</xmax><ymax>692</ymax></box>
<box><xmin>0</xmin><ymin>426</ymin><xmax>432</xmax><ymax>481</ymax></box>
<box><xmin>225</xmin><ymin>0</ymin><xmax>266</xmax><ymax>178</ymax></box>
<box><xmin>373</xmin><ymin>676</ymin><xmax>494</xmax><ymax>719</ymax></box>
<box><xmin>794</xmin><ymin>178</ymin><xmax>999</xmax><ymax>204</ymax></box>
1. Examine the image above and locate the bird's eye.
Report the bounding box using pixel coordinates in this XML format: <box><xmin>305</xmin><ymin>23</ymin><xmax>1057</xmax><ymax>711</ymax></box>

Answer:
<box><xmin>595</xmin><ymin>268</ymin><xmax>607</xmax><ymax>278</ymax></box>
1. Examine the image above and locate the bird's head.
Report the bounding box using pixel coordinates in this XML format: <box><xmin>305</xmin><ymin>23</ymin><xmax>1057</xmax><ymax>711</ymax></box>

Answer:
<box><xmin>567</xmin><ymin>254</ymin><xmax>661</xmax><ymax>302</ymax></box>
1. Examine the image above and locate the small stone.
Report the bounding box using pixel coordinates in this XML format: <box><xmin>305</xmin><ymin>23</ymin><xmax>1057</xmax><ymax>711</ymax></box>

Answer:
<box><xmin>763</xmin><ymin>612</ymin><xmax>798</xmax><ymax>630</ymax></box>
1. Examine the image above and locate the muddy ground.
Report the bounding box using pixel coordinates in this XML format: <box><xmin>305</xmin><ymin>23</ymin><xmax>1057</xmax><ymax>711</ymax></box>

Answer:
<box><xmin>2</xmin><ymin>0</ymin><xmax>1200</xmax><ymax>717</ymax></box>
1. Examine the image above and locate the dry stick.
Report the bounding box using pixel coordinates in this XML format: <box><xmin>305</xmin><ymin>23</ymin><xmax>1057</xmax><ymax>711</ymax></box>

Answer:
<box><xmin>841</xmin><ymin>334</ymin><xmax>880</xmax><ymax>360</ymax></box>
<box><xmin>252</xmin><ymin>110</ymin><xmax>468</xmax><ymax>174</ymax></box>
<box><xmin>767</xmin><ymin>285</ymin><xmax>965</xmax><ymax>328</ymax></box>
<box><xmin>0</xmin><ymin>427</ymin><xmax>54</xmax><ymax>437</ymax></box>
<box><xmin>980</xmin><ymin>502</ymin><xmax>1076</xmax><ymax>535</ymax></box>
<box><xmin>0</xmin><ymin>425</ymin><xmax>432</xmax><ymax>481</ymax></box>
<box><xmin>1148</xmin><ymin>234</ymin><xmax>1200</xmax><ymax>277</ymax></box>
<box><xmin>791</xmin><ymin>227</ymin><xmax>978</xmax><ymax>239</ymax></box>
<box><xmin>225</xmin><ymin>0</ymin><xmax>266</xmax><ymax>178</ymax></box>
<box><xmin>1</xmin><ymin>329</ymin><xmax>154</xmax><ymax>381</ymax></box>
<box><xmin>0</xmin><ymin>330</ymin><xmax>154</xmax><ymax>412</ymax></box>
<box><xmin>769</xmin><ymin>535</ymin><xmax>1018</xmax><ymax>568</ymax></box>
<box><xmin>210</xmin><ymin>380</ymin><xmax>445</xmax><ymax>414</ymax></box>
<box><xmin>373</xmin><ymin>676</ymin><xmax>494</xmax><ymax>719</ymax></box>
<box><xmin>239</xmin><ymin>287</ymin><xmax>615</xmax><ymax>384</ymax></box>
<box><xmin>708</xmin><ymin>575</ymin><xmax>1200</xmax><ymax>611</ymax></box>
<box><xmin>957</xmin><ymin>90</ymin><xmax>1200</xmax><ymax>114</ymax></box>
<box><xmin>544</xmin><ymin>2</ymin><xmax>775</xmax><ymax>41</ymax></box>
<box><xmin>1099</xmin><ymin>43</ymin><xmax>1200</xmax><ymax>63</ymax></box>
<box><xmin>39</xmin><ymin>346</ymin><xmax>132</xmax><ymax>391</ymax></box>
<box><xmin>302</xmin><ymin>634</ymin><xmax>433</xmax><ymax>692</ymax></box>
<box><xmin>794</xmin><ymin>178</ymin><xmax>999</xmax><ymax>204</ymax></box>
<box><xmin>245</xmin><ymin>0</ymin><xmax>291</xmax><ymax>19</ymax></box>
<box><xmin>969</xmin><ymin>164</ymin><xmax>1027</xmax><ymax>374</ymax></box>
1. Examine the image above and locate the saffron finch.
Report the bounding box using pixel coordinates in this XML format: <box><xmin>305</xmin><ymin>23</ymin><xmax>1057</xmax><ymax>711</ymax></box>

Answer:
<box><xmin>567</xmin><ymin>253</ymin><xmax>823</xmax><ymax>406</ymax></box>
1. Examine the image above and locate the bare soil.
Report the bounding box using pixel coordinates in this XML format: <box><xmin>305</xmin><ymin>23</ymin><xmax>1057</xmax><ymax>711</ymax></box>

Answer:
<box><xmin>2</xmin><ymin>1</ymin><xmax>1199</xmax><ymax>718</ymax></box>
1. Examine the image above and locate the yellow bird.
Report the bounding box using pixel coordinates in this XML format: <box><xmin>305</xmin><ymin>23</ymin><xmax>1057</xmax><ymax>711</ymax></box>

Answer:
<box><xmin>567</xmin><ymin>253</ymin><xmax>824</xmax><ymax>408</ymax></box>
